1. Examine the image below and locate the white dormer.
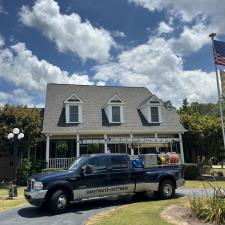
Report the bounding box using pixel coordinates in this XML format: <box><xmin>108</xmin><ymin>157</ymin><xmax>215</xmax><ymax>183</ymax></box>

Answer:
<box><xmin>139</xmin><ymin>95</ymin><xmax>162</xmax><ymax>123</ymax></box>
<box><xmin>104</xmin><ymin>94</ymin><xmax>124</xmax><ymax>123</ymax></box>
<box><xmin>64</xmin><ymin>93</ymin><xmax>83</xmax><ymax>123</ymax></box>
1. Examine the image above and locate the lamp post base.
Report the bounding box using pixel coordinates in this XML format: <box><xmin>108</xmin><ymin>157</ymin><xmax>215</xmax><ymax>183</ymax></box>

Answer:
<box><xmin>8</xmin><ymin>181</ymin><xmax>18</xmax><ymax>198</ymax></box>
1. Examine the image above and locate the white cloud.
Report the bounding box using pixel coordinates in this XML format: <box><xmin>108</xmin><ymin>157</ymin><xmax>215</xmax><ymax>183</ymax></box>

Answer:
<box><xmin>0</xmin><ymin>89</ymin><xmax>35</xmax><ymax>106</ymax></box>
<box><xmin>94</xmin><ymin>37</ymin><xmax>217</xmax><ymax>106</ymax></box>
<box><xmin>0</xmin><ymin>2</ymin><xmax>8</xmax><ymax>15</ymax></box>
<box><xmin>0</xmin><ymin>35</ymin><xmax>4</xmax><ymax>47</ymax></box>
<box><xmin>112</xmin><ymin>31</ymin><xmax>126</xmax><ymax>38</ymax></box>
<box><xmin>96</xmin><ymin>81</ymin><xmax>106</xmax><ymax>86</ymax></box>
<box><xmin>130</xmin><ymin>0</ymin><xmax>225</xmax><ymax>30</ymax></box>
<box><xmin>0</xmin><ymin>91</ymin><xmax>11</xmax><ymax>106</ymax></box>
<box><xmin>130</xmin><ymin>0</ymin><xmax>225</xmax><ymax>56</ymax></box>
<box><xmin>169</xmin><ymin>23</ymin><xmax>210</xmax><ymax>55</ymax></box>
<box><xmin>19</xmin><ymin>0</ymin><xmax>116</xmax><ymax>62</ymax></box>
<box><xmin>0</xmin><ymin>42</ymin><xmax>94</xmax><ymax>95</ymax></box>
<box><xmin>158</xmin><ymin>21</ymin><xmax>173</xmax><ymax>35</ymax></box>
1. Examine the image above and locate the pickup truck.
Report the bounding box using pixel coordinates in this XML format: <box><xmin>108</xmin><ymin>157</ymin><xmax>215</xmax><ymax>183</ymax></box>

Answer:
<box><xmin>24</xmin><ymin>153</ymin><xmax>184</xmax><ymax>213</ymax></box>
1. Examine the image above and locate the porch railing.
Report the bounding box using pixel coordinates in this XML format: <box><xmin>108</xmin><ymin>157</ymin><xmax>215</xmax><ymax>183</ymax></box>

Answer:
<box><xmin>48</xmin><ymin>157</ymin><xmax>77</xmax><ymax>169</ymax></box>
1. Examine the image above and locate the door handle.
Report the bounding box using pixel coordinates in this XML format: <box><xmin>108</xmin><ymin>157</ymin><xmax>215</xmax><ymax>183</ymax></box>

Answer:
<box><xmin>69</xmin><ymin>177</ymin><xmax>77</xmax><ymax>181</ymax></box>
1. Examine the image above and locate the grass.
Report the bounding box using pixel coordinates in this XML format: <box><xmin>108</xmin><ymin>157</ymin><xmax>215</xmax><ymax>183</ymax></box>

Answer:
<box><xmin>89</xmin><ymin>199</ymin><xmax>186</xmax><ymax>225</ymax></box>
<box><xmin>210</xmin><ymin>168</ymin><xmax>225</xmax><ymax>174</ymax></box>
<box><xmin>182</xmin><ymin>180</ymin><xmax>225</xmax><ymax>189</ymax></box>
<box><xmin>0</xmin><ymin>186</ymin><xmax>26</xmax><ymax>212</ymax></box>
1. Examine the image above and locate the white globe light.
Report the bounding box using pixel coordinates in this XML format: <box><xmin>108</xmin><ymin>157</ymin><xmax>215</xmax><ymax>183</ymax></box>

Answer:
<box><xmin>7</xmin><ymin>133</ymin><xmax>14</xmax><ymax>139</ymax></box>
<box><xmin>13</xmin><ymin>128</ymin><xmax>20</xmax><ymax>135</ymax></box>
<box><xmin>18</xmin><ymin>133</ymin><xmax>24</xmax><ymax>139</ymax></box>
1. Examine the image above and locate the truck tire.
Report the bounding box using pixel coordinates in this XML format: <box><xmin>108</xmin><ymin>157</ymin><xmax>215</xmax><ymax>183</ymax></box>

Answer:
<box><xmin>49</xmin><ymin>189</ymin><xmax>70</xmax><ymax>213</ymax></box>
<box><xmin>157</xmin><ymin>179</ymin><xmax>175</xmax><ymax>199</ymax></box>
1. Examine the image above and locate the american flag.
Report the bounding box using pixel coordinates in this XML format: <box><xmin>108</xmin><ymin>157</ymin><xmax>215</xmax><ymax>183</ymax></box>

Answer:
<box><xmin>214</xmin><ymin>40</ymin><xmax>225</xmax><ymax>66</ymax></box>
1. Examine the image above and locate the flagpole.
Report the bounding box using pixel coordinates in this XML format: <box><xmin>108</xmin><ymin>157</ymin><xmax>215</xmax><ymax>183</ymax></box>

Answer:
<box><xmin>209</xmin><ymin>33</ymin><xmax>225</xmax><ymax>154</ymax></box>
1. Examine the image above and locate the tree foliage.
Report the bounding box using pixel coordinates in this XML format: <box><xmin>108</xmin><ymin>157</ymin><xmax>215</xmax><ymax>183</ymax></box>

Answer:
<box><xmin>179</xmin><ymin>99</ymin><xmax>224</xmax><ymax>163</ymax></box>
<box><xmin>0</xmin><ymin>104</ymin><xmax>42</xmax><ymax>158</ymax></box>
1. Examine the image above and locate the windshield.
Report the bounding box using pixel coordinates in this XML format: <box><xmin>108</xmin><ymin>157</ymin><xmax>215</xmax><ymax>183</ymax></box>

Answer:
<box><xmin>67</xmin><ymin>156</ymin><xmax>89</xmax><ymax>171</ymax></box>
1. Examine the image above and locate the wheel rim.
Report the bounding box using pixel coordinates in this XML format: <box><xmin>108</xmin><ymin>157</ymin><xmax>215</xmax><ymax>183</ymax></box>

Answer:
<box><xmin>163</xmin><ymin>184</ymin><xmax>173</xmax><ymax>197</ymax></box>
<box><xmin>57</xmin><ymin>194</ymin><xmax>67</xmax><ymax>209</ymax></box>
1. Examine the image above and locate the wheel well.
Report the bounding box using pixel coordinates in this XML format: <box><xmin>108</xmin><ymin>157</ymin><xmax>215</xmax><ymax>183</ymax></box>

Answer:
<box><xmin>45</xmin><ymin>185</ymin><xmax>74</xmax><ymax>202</ymax></box>
<box><xmin>159</xmin><ymin>177</ymin><xmax>176</xmax><ymax>189</ymax></box>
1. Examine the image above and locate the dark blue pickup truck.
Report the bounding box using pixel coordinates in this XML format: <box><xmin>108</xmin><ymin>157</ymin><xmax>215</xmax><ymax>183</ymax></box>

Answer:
<box><xmin>24</xmin><ymin>153</ymin><xmax>184</xmax><ymax>213</ymax></box>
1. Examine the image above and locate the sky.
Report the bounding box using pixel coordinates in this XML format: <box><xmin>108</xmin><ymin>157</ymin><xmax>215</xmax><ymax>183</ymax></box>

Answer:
<box><xmin>0</xmin><ymin>0</ymin><xmax>225</xmax><ymax>107</ymax></box>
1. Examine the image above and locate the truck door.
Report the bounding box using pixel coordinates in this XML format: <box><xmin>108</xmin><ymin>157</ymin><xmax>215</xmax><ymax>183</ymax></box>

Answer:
<box><xmin>73</xmin><ymin>156</ymin><xmax>110</xmax><ymax>199</ymax></box>
<box><xmin>107</xmin><ymin>155</ymin><xmax>135</xmax><ymax>195</ymax></box>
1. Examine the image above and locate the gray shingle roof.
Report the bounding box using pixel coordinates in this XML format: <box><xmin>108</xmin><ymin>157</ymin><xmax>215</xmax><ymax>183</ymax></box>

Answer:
<box><xmin>42</xmin><ymin>83</ymin><xmax>185</xmax><ymax>134</ymax></box>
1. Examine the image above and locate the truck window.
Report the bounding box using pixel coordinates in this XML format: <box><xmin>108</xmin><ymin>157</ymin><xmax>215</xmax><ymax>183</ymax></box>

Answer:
<box><xmin>87</xmin><ymin>157</ymin><xmax>107</xmax><ymax>173</ymax></box>
<box><xmin>111</xmin><ymin>155</ymin><xmax>128</xmax><ymax>170</ymax></box>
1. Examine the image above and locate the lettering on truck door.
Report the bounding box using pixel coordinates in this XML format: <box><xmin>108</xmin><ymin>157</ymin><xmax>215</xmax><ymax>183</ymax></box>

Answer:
<box><xmin>107</xmin><ymin>155</ymin><xmax>135</xmax><ymax>195</ymax></box>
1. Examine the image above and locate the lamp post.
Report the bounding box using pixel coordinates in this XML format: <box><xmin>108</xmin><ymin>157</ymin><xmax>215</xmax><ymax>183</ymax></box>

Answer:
<box><xmin>7</xmin><ymin>128</ymin><xmax>24</xmax><ymax>197</ymax></box>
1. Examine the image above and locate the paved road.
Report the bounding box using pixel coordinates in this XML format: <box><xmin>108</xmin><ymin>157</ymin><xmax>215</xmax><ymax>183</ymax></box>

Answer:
<box><xmin>0</xmin><ymin>188</ymin><xmax>214</xmax><ymax>225</ymax></box>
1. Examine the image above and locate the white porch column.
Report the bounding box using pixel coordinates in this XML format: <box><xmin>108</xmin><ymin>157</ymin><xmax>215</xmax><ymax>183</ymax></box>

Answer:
<box><xmin>130</xmin><ymin>133</ymin><xmax>134</xmax><ymax>155</ymax></box>
<box><xmin>155</xmin><ymin>133</ymin><xmax>159</xmax><ymax>153</ymax></box>
<box><xmin>76</xmin><ymin>134</ymin><xmax>80</xmax><ymax>157</ymax></box>
<box><xmin>104</xmin><ymin>134</ymin><xmax>108</xmax><ymax>153</ymax></box>
<box><xmin>179</xmin><ymin>133</ymin><xmax>185</xmax><ymax>163</ymax></box>
<box><xmin>46</xmin><ymin>134</ymin><xmax>50</xmax><ymax>168</ymax></box>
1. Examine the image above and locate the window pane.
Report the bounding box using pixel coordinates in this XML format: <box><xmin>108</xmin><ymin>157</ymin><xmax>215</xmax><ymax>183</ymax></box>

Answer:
<box><xmin>112</xmin><ymin>106</ymin><xmax>120</xmax><ymax>122</ymax></box>
<box><xmin>111</xmin><ymin>156</ymin><xmax>128</xmax><ymax>170</ymax></box>
<box><xmin>69</xmin><ymin>105</ymin><xmax>79</xmax><ymax>122</ymax></box>
<box><xmin>88</xmin><ymin>157</ymin><xmax>107</xmax><ymax>172</ymax></box>
<box><xmin>151</xmin><ymin>107</ymin><xmax>159</xmax><ymax>122</ymax></box>
<box><xmin>70</xmin><ymin>105</ymin><xmax>78</xmax><ymax>113</ymax></box>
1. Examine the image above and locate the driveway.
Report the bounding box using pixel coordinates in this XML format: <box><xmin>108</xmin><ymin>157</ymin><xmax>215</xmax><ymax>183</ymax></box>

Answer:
<box><xmin>0</xmin><ymin>188</ymin><xmax>214</xmax><ymax>225</ymax></box>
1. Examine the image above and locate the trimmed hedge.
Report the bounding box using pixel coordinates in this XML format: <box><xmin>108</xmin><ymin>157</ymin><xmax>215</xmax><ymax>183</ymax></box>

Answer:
<box><xmin>183</xmin><ymin>163</ymin><xmax>200</xmax><ymax>180</ymax></box>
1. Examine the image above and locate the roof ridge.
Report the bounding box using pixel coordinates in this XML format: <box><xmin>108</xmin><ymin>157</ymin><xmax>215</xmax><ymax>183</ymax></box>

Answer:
<box><xmin>47</xmin><ymin>83</ymin><xmax>149</xmax><ymax>89</ymax></box>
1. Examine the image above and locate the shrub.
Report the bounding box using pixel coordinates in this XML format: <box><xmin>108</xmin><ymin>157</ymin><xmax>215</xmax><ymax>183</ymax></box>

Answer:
<box><xmin>17</xmin><ymin>159</ymin><xmax>45</xmax><ymax>185</ymax></box>
<box><xmin>190</xmin><ymin>195</ymin><xmax>225</xmax><ymax>224</ymax></box>
<box><xmin>217</xmin><ymin>171</ymin><xmax>224</xmax><ymax>177</ymax></box>
<box><xmin>200</xmin><ymin>165</ymin><xmax>211</xmax><ymax>174</ymax></box>
<box><xmin>183</xmin><ymin>163</ymin><xmax>200</xmax><ymax>180</ymax></box>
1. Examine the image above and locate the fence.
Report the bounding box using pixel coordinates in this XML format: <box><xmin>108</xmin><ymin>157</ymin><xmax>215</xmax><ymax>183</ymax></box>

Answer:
<box><xmin>48</xmin><ymin>157</ymin><xmax>76</xmax><ymax>169</ymax></box>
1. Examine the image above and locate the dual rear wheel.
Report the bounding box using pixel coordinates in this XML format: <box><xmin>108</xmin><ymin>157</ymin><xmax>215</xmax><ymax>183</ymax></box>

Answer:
<box><xmin>155</xmin><ymin>179</ymin><xmax>175</xmax><ymax>199</ymax></box>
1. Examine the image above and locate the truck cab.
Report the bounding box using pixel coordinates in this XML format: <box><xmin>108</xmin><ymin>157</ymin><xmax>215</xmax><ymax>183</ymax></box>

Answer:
<box><xmin>24</xmin><ymin>153</ymin><xmax>184</xmax><ymax>213</ymax></box>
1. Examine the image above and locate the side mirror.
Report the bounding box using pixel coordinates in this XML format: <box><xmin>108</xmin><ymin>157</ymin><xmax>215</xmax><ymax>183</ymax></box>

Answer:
<box><xmin>85</xmin><ymin>165</ymin><xmax>93</xmax><ymax>174</ymax></box>
<box><xmin>80</xmin><ymin>167</ymin><xmax>85</xmax><ymax>176</ymax></box>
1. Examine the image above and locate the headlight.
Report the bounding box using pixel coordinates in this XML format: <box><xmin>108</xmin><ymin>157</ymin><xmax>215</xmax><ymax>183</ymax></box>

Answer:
<box><xmin>33</xmin><ymin>181</ymin><xmax>43</xmax><ymax>190</ymax></box>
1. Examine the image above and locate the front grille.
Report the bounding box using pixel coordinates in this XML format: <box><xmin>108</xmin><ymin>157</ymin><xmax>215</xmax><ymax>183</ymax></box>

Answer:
<box><xmin>27</xmin><ymin>179</ymin><xmax>34</xmax><ymax>191</ymax></box>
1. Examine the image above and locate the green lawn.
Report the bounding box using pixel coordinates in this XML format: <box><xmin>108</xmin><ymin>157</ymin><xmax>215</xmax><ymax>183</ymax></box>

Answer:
<box><xmin>0</xmin><ymin>187</ymin><xmax>26</xmax><ymax>212</ymax></box>
<box><xmin>89</xmin><ymin>199</ymin><xmax>186</xmax><ymax>225</ymax></box>
<box><xmin>210</xmin><ymin>168</ymin><xmax>225</xmax><ymax>174</ymax></box>
<box><xmin>182</xmin><ymin>180</ymin><xmax>225</xmax><ymax>189</ymax></box>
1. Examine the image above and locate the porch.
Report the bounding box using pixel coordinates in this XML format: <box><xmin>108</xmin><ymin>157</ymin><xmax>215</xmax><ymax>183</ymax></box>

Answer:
<box><xmin>45</xmin><ymin>132</ymin><xmax>185</xmax><ymax>168</ymax></box>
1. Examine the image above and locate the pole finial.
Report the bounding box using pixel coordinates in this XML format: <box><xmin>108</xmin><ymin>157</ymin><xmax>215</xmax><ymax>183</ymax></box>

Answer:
<box><xmin>209</xmin><ymin>33</ymin><xmax>216</xmax><ymax>38</ymax></box>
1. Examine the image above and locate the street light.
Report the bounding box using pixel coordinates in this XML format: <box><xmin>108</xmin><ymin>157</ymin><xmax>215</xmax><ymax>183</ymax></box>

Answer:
<box><xmin>8</xmin><ymin>128</ymin><xmax>24</xmax><ymax>197</ymax></box>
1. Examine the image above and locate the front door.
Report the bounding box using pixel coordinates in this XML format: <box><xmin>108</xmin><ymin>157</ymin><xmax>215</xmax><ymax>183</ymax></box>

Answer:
<box><xmin>73</xmin><ymin>156</ymin><xmax>110</xmax><ymax>199</ymax></box>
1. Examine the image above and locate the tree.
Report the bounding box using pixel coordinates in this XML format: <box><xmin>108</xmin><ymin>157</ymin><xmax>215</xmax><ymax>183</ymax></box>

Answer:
<box><xmin>163</xmin><ymin>100</ymin><xmax>176</xmax><ymax>110</ymax></box>
<box><xmin>178</xmin><ymin>99</ymin><xmax>224</xmax><ymax>163</ymax></box>
<box><xmin>179</xmin><ymin>98</ymin><xmax>190</xmax><ymax>113</ymax></box>
<box><xmin>0</xmin><ymin>105</ymin><xmax>42</xmax><ymax>159</ymax></box>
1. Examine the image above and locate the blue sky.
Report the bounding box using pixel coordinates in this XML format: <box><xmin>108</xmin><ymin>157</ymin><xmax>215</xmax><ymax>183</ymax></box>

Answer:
<box><xmin>0</xmin><ymin>0</ymin><xmax>224</xmax><ymax>107</ymax></box>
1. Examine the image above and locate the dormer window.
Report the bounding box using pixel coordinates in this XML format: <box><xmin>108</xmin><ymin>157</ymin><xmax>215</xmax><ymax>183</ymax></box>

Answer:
<box><xmin>69</xmin><ymin>105</ymin><xmax>79</xmax><ymax>123</ymax></box>
<box><xmin>64</xmin><ymin>93</ymin><xmax>83</xmax><ymax>123</ymax></box>
<box><xmin>150</xmin><ymin>106</ymin><xmax>160</xmax><ymax>123</ymax></box>
<box><xmin>139</xmin><ymin>95</ymin><xmax>162</xmax><ymax>123</ymax></box>
<box><xmin>104</xmin><ymin>94</ymin><xmax>124</xmax><ymax>123</ymax></box>
<box><xmin>112</xmin><ymin>106</ymin><xmax>121</xmax><ymax>122</ymax></box>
